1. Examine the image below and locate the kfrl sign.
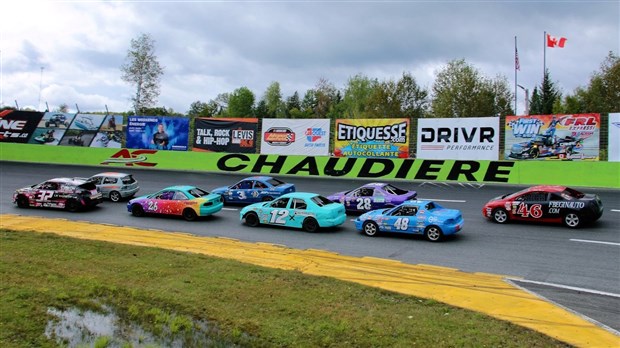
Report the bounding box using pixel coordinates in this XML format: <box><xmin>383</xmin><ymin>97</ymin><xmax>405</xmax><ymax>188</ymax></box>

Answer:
<box><xmin>417</xmin><ymin>117</ymin><xmax>499</xmax><ymax>160</ymax></box>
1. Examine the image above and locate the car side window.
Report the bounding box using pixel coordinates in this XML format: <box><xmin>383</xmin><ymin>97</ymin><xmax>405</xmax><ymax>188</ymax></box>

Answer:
<box><xmin>254</xmin><ymin>181</ymin><xmax>267</xmax><ymax>189</ymax></box>
<box><xmin>103</xmin><ymin>177</ymin><xmax>117</xmax><ymax>184</ymax></box>
<box><xmin>156</xmin><ymin>191</ymin><xmax>174</xmax><ymax>200</ymax></box>
<box><xmin>550</xmin><ymin>193</ymin><xmax>563</xmax><ymax>201</ymax></box>
<box><xmin>270</xmin><ymin>198</ymin><xmax>290</xmax><ymax>208</ymax></box>
<box><xmin>173</xmin><ymin>191</ymin><xmax>189</xmax><ymax>200</ymax></box>
<box><xmin>292</xmin><ymin>198</ymin><xmax>307</xmax><ymax>210</ymax></box>
<box><xmin>41</xmin><ymin>182</ymin><xmax>59</xmax><ymax>190</ymax></box>
<box><xmin>360</xmin><ymin>188</ymin><xmax>373</xmax><ymax>197</ymax></box>
<box><xmin>91</xmin><ymin>177</ymin><xmax>103</xmax><ymax>184</ymax></box>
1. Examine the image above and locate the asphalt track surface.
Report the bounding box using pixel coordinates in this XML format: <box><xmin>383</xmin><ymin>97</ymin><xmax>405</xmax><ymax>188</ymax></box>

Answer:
<box><xmin>1</xmin><ymin>161</ymin><xmax>619</xmax><ymax>334</ymax></box>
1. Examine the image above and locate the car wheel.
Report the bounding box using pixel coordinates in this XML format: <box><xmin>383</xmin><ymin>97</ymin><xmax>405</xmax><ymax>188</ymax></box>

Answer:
<box><xmin>362</xmin><ymin>221</ymin><xmax>379</xmax><ymax>237</ymax></box>
<box><xmin>563</xmin><ymin>212</ymin><xmax>581</xmax><ymax>228</ymax></box>
<box><xmin>182</xmin><ymin>208</ymin><xmax>198</xmax><ymax>221</ymax></box>
<box><xmin>261</xmin><ymin>196</ymin><xmax>274</xmax><ymax>202</ymax></box>
<box><xmin>530</xmin><ymin>148</ymin><xmax>540</xmax><ymax>159</ymax></box>
<box><xmin>244</xmin><ymin>212</ymin><xmax>260</xmax><ymax>227</ymax></box>
<box><xmin>492</xmin><ymin>209</ymin><xmax>509</xmax><ymax>224</ymax></box>
<box><xmin>425</xmin><ymin>225</ymin><xmax>444</xmax><ymax>242</ymax></box>
<box><xmin>16</xmin><ymin>195</ymin><xmax>29</xmax><ymax>208</ymax></box>
<box><xmin>66</xmin><ymin>200</ymin><xmax>80</xmax><ymax>212</ymax></box>
<box><xmin>220</xmin><ymin>194</ymin><xmax>227</xmax><ymax>204</ymax></box>
<box><xmin>109</xmin><ymin>191</ymin><xmax>122</xmax><ymax>202</ymax></box>
<box><xmin>131</xmin><ymin>204</ymin><xmax>145</xmax><ymax>217</ymax></box>
<box><xmin>302</xmin><ymin>217</ymin><xmax>319</xmax><ymax>233</ymax></box>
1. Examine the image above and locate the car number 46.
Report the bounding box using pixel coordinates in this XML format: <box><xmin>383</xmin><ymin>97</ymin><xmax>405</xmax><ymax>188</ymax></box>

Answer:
<box><xmin>269</xmin><ymin>209</ymin><xmax>289</xmax><ymax>224</ymax></box>
<box><xmin>516</xmin><ymin>203</ymin><xmax>543</xmax><ymax>218</ymax></box>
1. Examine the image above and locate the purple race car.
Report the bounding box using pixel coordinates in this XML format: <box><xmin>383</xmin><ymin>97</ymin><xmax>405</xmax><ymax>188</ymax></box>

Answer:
<box><xmin>327</xmin><ymin>183</ymin><xmax>417</xmax><ymax>213</ymax></box>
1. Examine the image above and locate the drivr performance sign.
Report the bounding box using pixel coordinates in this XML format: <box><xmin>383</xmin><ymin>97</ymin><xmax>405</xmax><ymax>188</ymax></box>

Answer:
<box><xmin>334</xmin><ymin>118</ymin><xmax>409</xmax><ymax>158</ymax></box>
<box><xmin>417</xmin><ymin>117</ymin><xmax>499</xmax><ymax>160</ymax></box>
<box><xmin>193</xmin><ymin>118</ymin><xmax>257</xmax><ymax>153</ymax></box>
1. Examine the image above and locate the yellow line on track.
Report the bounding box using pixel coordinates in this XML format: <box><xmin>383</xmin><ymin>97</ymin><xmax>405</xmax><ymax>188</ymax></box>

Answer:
<box><xmin>1</xmin><ymin>214</ymin><xmax>617</xmax><ymax>347</ymax></box>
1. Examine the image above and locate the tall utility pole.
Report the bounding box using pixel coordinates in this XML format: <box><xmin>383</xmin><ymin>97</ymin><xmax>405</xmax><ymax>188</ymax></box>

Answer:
<box><xmin>517</xmin><ymin>84</ymin><xmax>529</xmax><ymax>115</ymax></box>
<box><xmin>38</xmin><ymin>66</ymin><xmax>44</xmax><ymax>111</ymax></box>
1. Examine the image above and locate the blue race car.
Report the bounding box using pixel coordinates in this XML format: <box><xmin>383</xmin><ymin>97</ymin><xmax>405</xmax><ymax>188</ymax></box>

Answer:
<box><xmin>212</xmin><ymin>176</ymin><xmax>295</xmax><ymax>204</ymax></box>
<box><xmin>240</xmin><ymin>192</ymin><xmax>346</xmax><ymax>232</ymax></box>
<box><xmin>354</xmin><ymin>200</ymin><xmax>463</xmax><ymax>242</ymax></box>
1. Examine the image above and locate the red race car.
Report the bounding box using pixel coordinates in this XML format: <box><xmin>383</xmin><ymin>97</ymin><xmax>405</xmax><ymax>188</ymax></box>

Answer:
<box><xmin>482</xmin><ymin>185</ymin><xmax>603</xmax><ymax>228</ymax></box>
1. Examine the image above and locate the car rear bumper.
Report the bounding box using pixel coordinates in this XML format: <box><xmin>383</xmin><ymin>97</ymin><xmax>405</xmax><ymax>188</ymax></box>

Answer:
<box><xmin>199</xmin><ymin>202</ymin><xmax>224</xmax><ymax>216</ymax></box>
<box><xmin>320</xmin><ymin>214</ymin><xmax>347</xmax><ymax>228</ymax></box>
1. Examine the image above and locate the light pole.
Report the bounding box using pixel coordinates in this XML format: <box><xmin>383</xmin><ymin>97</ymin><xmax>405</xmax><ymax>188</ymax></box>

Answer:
<box><xmin>38</xmin><ymin>66</ymin><xmax>44</xmax><ymax>111</ymax></box>
<box><xmin>517</xmin><ymin>84</ymin><xmax>529</xmax><ymax>115</ymax></box>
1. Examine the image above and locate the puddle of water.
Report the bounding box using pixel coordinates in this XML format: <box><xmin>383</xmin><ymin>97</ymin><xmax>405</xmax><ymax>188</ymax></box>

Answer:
<box><xmin>45</xmin><ymin>305</ymin><xmax>245</xmax><ymax>347</ymax></box>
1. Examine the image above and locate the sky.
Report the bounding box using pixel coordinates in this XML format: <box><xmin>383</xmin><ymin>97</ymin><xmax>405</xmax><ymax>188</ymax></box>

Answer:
<box><xmin>1</xmin><ymin>1</ymin><xmax>619</xmax><ymax>116</ymax></box>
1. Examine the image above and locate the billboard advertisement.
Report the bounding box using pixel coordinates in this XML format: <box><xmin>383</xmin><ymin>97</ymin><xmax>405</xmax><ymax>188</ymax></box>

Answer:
<box><xmin>334</xmin><ymin>118</ymin><xmax>409</xmax><ymax>158</ymax></box>
<box><xmin>0</xmin><ymin>110</ymin><xmax>44</xmax><ymax>143</ymax></box>
<box><xmin>260</xmin><ymin>118</ymin><xmax>330</xmax><ymax>156</ymax></box>
<box><xmin>27</xmin><ymin>112</ymin><xmax>76</xmax><ymax>146</ymax></box>
<box><xmin>609</xmin><ymin>113</ymin><xmax>620</xmax><ymax>162</ymax></box>
<box><xmin>417</xmin><ymin>117</ymin><xmax>499</xmax><ymax>160</ymax></box>
<box><xmin>193</xmin><ymin>118</ymin><xmax>258</xmax><ymax>153</ymax></box>
<box><xmin>126</xmin><ymin>116</ymin><xmax>189</xmax><ymax>151</ymax></box>
<box><xmin>505</xmin><ymin>114</ymin><xmax>600</xmax><ymax>160</ymax></box>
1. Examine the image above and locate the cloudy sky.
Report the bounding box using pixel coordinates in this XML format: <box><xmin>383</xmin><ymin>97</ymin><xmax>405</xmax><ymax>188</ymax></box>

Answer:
<box><xmin>2</xmin><ymin>1</ymin><xmax>618</xmax><ymax>115</ymax></box>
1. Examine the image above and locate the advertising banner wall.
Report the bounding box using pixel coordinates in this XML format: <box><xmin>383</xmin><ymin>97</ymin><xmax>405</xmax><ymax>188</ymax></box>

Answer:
<box><xmin>505</xmin><ymin>114</ymin><xmax>600</xmax><ymax>161</ymax></box>
<box><xmin>0</xmin><ymin>110</ymin><xmax>44</xmax><ymax>143</ymax></box>
<box><xmin>126</xmin><ymin>116</ymin><xmax>189</xmax><ymax>151</ymax></box>
<box><xmin>193</xmin><ymin>118</ymin><xmax>258</xmax><ymax>153</ymax></box>
<box><xmin>417</xmin><ymin>117</ymin><xmax>499</xmax><ymax>160</ymax></box>
<box><xmin>28</xmin><ymin>112</ymin><xmax>76</xmax><ymax>146</ymax></box>
<box><xmin>90</xmin><ymin>115</ymin><xmax>125</xmax><ymax>148</ymax></box>
<box><xmin>609</xmin><ymin>113</ymin><xmax>620</xmax><ymax>162</ymax></box>
<box><xmin>334</xmin><ymin>118</ymin><xmax>409</xmax><ymax>158</ymax></box>
<box><xmin>260</xmin><ymin>118</ymin><xmax>330</xmax><ymax>156</ymax></box>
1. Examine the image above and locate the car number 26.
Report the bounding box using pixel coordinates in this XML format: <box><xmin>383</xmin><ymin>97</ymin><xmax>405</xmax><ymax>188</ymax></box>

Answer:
<box><xmin>269</xmin><ymin>209</ymin><xmax>289</xmax><ymax>224</ymax></box>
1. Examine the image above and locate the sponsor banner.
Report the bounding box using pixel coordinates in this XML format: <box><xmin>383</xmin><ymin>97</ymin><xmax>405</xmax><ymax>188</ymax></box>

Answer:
<box><xmin>126</xmin><ymin>116</ymin><xmax>189</xmax><ymax>151</ymax></box>
<box><xmin>27</xmin><ymin>112</ymin><xmax>76</xmax><ymax>146</ymax></box>
<box><xmin>609</xmin><ymin>113</ymin><xmax>620</xmax><ymax>162</ymax></box>
<box><xmin>1</xmin><ymin>143</ymin><xmax>619</xmax><ymax>188</ymax></box>
<box><xmin>193</xmin><ymin>118</ymin><xmax>258</xmax><ymax>153</ymax></box>
<box><xmin>417</xmin><ymin>117</ymin><xmax>499</xmax><ymax>160</ymax></box>
<box><xmin>90</xmin><ymin>115</ymin><xmax>125</xmax><ymax>148</ymax></box>
<box><xmin>58</xmin><ymin>113</ymin><xmax>105</xmax><ymax>147</ymax></box>
<box><xmin>505</xmin><ymin>114</ymin><xmax>600</xmax><ymax>161</ymax></box>
<box><xmin>334</xmin><ymin>118</ymin><xmax>409</xmax><ymax>158</ymax></box>
<box><xmin>260</xmin><ymin>118</ymin><xmax>329</xmax><ymax>156</ymax></box>
<box><xmin>0</xmin><ymin>110</ymin><xmax>44</xmax><ymax>143</ymax></box>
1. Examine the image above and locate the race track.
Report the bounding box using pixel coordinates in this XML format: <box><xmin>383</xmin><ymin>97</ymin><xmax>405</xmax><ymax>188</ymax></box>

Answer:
<box><xmin>1</xmin><ymin>161</ymin><xmax>619</xmax><ymax>332</ymax></box>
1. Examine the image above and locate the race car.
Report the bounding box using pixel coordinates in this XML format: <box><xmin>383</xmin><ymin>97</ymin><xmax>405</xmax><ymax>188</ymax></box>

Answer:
<box><xmin>128</xmin><ymin>186</ymin><xmax>223</xmax><ymax>221</ymax></box>
<box><xmin>327</xmin><ymin>182</ymin><xmax>417</xmax><ymax>213</ymax></box>
<box><xmin>212</xmin><ymin>176</ymin><xmax>295</xmax><ymax>204</ymax></box>
<box><xmin>85</xmin><ymin>172</ymin><xmax>139</xmax><ymax>202</ymax></box>
<box><xmin>354</xmin><ymin>200</ymin><xmax>463</xmax><ymax>242</ymax></box>
<box><xmin>13</xmin><ymin>178</ymin><xmax>103</xmax><ymax>211</ymax></box>
<box><xmin>508</xmin><ymin>134</ymin><xmax>584</xmax><ymax>159</ymax></box>
<box><xmin>240</xmin><ymin>192</ymin><xmax>346</xmax><ymax>232</ymax></box>
<box><xmin>482</xmin><ymin>185</ymin><xmax>603</xmax><ymax>228</ymax></box>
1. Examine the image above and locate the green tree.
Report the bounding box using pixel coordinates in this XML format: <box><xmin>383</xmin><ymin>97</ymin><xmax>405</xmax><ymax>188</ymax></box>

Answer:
<box><xmin>254</xmin><ymin>100</ymin><xmax>269</xmax><ymax>119</ymax></box>
<box><xmin>120</xmin><ymin>33</ymin><xmax>164</xmax><ymax>115</ymax></box>
<box><xmin>529</xmin><ymin>70</ymin><xmax>561</xmax><ymax>115</ymax></box>
<box><xmin>264</xmin><ymin>82</ymin><xmax>285</xmax><ymax>118</ymax></box>
<box><xmin>285</xmin><ymin>91</ymin><xmax>301</xmax><ymax>117</ymax></box>
<box><xmin>301</xmin><ymin>89</ymin><xmax>317</xmax><ymax>115</ymax></box>
<box><xmin>431</xmin><ymin>59</ymin><xmax>513</xmax><ymax>118</ymax></box>
<box><xmin>367</xmin><ymin>79</ymin><xmax>402</xmax><ymax>118</ymax></box>
<box><xmin>397</xmin><ymin>72</ymin><xmax>429</xmax><ymax>119</ymax></box>
<box><xmin>56</xmin><ymin>103</ymin><xmax>69</xmax><ymax>113</ymax></box>
<box><xmin>315</xmin><ymin>78</ymin><xmax>338</xmax><ymax>118</ymax></box>
<box><xmin>227</xmin><ymin>87</ymin><xmax>255</xmax><ymax>117</ymax></box>
<box><xmin>341</xmin><ymin>74</ymin><xmax>377</xmax><ymax>118</ymax></box>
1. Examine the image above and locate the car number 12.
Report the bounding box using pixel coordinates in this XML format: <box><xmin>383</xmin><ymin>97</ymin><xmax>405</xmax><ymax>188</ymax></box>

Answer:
<box><xmin>269</xmin><ymin>209</ymin><xmax>289</xmax><ymax>224</ymax></box>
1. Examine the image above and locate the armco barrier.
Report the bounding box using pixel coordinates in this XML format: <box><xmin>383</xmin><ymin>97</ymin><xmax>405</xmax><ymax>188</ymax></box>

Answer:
<box><xmin>1</xmin><ymin>143</ymin><xmax>618</xmax><ymax>188</ymax></box>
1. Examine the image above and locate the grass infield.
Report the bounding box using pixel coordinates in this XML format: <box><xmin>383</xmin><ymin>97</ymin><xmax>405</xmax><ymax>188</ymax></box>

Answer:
<box><xmin>0</xmin><ymin>229</ymin><xmax>569</xmax><ymax>347</ymax></box>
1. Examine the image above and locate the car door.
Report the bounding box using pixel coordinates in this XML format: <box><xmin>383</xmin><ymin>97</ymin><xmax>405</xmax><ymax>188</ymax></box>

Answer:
<box><xmin>289</xmin><ymin>198</ymin><xmax>309</xmax><ymax>228</ymax></box>
<box><xmin>229</xmin><ymin>180</ymin><xmax>254</xmax><ymax>202</ymax></box>
<box><xmin>34</xmin><ymin>181</ymin><xmax>60</xmax><ymax>207</ymax></box>
<box><xmin>350</xmin><ymin>188</ymin><xmax>374</xmax><ymax>211</ymax></box>
<box><xmin>513</xmin><ymin>191</ymin><xmax>546</xmax><ymax>221</ymax></box>
<box><xmin>252</xmin><ymin>180</ymin><xmax>269</xmax><ymax>202</ymax></box>
<box><xmin>385</xmin><ymin>205</ymin><xmax>419</xmax><ymax>234</ymax></box>
<box><xmin>145</xmin><ymin>190</ymin><xmax>175</xmax><ymax>214</ymax></box>
<box><xmin>264</xmin><ymin>197</ymin><xmax>292</xmax><ymax>226</ymax></box>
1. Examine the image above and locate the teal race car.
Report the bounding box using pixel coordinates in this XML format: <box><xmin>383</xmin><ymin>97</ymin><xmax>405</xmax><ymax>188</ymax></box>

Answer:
<box><xmin>354</xmin><ymin>200</ymin><xmax>464</xmax><ymax>242</ymax></box>
<box><xmin>240</xmin><ymin>192</ymin><xmax>346</xmax><ymax>232</ymax></box>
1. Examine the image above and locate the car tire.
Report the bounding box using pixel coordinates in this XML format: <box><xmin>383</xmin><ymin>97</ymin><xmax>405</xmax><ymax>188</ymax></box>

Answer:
<box><xmin>220</xmin><ymin>194</ymin><xmax>227</xmax><ymax>204</ymax></box>
<box><xmin>302</xmin><ymin>217</ymin><xmax>319</xmax><ymax>233</ymax></box>
<box><xmin>492</xmin><ymin>209</ymin><xmax>509</xmax><ymax>224</ymax></box>
<box><xmin>109</xmin><ymin>191</ymin><xmax>122</xmax><ymax>202</ymax></box>
<box><xmin>262</xmin><ymin>196</ymin><xmax>274</xmax><ymax>202</ymax></box>
<box><xmin>131</xmin><ymin>204</ymin><xmax>145</xmax><ymax>217</ymax></box>
<box><xmin>66</xmin><ymin>200</ymin><xmax>80</xmax><ymax>212</ymax></box>
<box><xmin>530</xmin><ymin>148</ymin><xmax>540</xmax><ymax>159</ymax></box>
<box><xmin>16</xmin><ymin>195</ymin><xmax>29</xmax><ymax>208</ymax></box>
<box><xmin>182</xmin><ymin>208</ymin><xmax>198</xmax><ymax>221</ymax></box>
<box><xmin>425</xmin><ymin>225</ymin><xmax>444</xmax><ymax>242</ymax></box>
<box><xmin>244</xmin><ymin>212</ymin><xmax>260</xmax><ymax>227</ymax></box>
<box><xmin>362</xmin><ymin>221</ymin><xmax>379</xmax><ymax>237</ymax></box>
<box><xmin>563</xmin><ymin>212</ymin><xmax>581</xmax><ymax>228</ymax></box>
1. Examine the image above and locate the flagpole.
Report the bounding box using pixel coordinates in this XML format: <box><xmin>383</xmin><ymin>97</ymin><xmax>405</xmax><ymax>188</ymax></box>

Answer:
<box><xmin>543</xmin><ymin>31</ymin><xmax>547</xmax><ymax>79</ymax></box>
<box><xmin>514</xmin><ymin>36</ymin><xmax>518</xmax><ymax>115</ymax></box>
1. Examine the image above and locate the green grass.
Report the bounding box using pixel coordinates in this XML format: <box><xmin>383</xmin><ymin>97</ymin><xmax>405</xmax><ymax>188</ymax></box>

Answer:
<box><xmin>0</xmin><ymin>230</ymin><xmax>570</xmax><ymax>347</ymax></box>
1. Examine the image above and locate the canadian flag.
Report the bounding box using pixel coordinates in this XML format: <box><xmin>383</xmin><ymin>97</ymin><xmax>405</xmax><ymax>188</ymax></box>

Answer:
<box><xmin>547</xmin><ymin>34</ymin><xmax>567</xmax><ymax>48</ymax></box>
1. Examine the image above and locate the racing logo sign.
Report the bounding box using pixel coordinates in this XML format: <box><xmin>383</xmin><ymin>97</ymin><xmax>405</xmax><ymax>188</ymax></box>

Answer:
<box><xmin>334</xmin><ymin>118</ymin><xmax>409</xmax><ymax>158</ymax></box>
<box><xmin>260</xmin><ymin>119</ymin><xmax>329</xmax><ymax>156</ymax></box>
<box><xmin>0</xmin><ymin>110</ymin><xmax>44</xmax><ymax>143</ymax></box>
<box><xmin>417</xmin><ymin>117</ymin><xmax>499</xmax><ymax>160</ymax></box>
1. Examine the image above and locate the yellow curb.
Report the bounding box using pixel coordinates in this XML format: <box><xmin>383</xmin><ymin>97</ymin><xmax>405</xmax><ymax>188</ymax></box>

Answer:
<box><xmin>1</xmin><ymin>214</ymin><xmax>617</xmax><ymax>347</ymax></box>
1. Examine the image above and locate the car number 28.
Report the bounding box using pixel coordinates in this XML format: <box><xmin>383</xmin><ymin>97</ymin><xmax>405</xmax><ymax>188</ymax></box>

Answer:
<box><xmin>269</xmin><ymin>209</ymin><xmax>289</xmax><ymax>224</ymax></box>
<box><xmin>356</xmin><ymin>198</ymin><xmax>371</xmax><ymax>210</ymax></box>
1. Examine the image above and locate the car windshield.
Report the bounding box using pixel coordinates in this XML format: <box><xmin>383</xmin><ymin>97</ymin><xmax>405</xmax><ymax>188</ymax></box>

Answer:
<box><xmin>121</xmin><ymin>175</ymin><xmax>136</xmax><ymax>184</ymax></box>
<box><xmin>266</xmin><ymin>178</ymin><xmax>285</xmax><ymax>186</ymax></box>
<box><xmin>383</xmin><ymin>184</ymin><xmax>408</xmax><ymax>195</ymax></box>
<box><xmin>188</xmin><ymin>188</ymin><xmax>209</xmax><ymax>198</ymax></box>
<box><xmin>311</xmin><ymin>195</ymin><xmax>335</xmax><ymax>207</ymax></box>
<box><xmin>504</xmin><ymin>188</ymin><xmax>531</xmax><ymax>200</ymax></box>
